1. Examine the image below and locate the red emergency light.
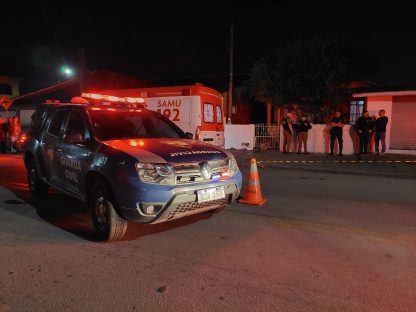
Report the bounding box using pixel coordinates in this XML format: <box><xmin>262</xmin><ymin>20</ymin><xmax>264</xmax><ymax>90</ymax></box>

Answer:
<box><xmin>81</xmin><ymin>93</ymin><xmax>145</xmax><ymax>104</ymax></box>
<box><xmin>129</xmin><ymin>139</ymin><xmax>145</xmax><ymax>147</ymax></box>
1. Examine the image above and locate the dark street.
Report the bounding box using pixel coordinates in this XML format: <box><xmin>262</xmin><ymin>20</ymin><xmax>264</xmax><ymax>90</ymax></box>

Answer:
<box><xmin>1</xmin><ymin>154</ymin><xmax>415</xmax><ymax>312</ymax></box>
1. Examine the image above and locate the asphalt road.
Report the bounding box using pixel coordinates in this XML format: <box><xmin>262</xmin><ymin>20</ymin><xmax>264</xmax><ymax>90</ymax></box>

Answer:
<box><xmin>1</xmin><ymin>154</ymin><xmax>416</xmax><ymax>312</ymax></box>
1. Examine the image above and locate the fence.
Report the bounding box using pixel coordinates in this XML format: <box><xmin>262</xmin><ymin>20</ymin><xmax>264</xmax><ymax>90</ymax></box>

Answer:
<box><xmin>254</xmin><ymin>123</ymin><xmax>280</xmax><ymax>150</ymax></box>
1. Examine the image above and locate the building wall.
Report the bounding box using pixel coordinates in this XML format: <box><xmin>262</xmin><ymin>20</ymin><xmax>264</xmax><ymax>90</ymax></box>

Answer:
<box><xmin>366</xmin><ymin>96</ymin><xmax>393</xmax><ymax>153</ymax></box>
<box><xmin>366</xmin><ymin>95</ymin><xmax>416</xmax><ymax>155</ymax></box>
<box><xmin>280</xmin><ymin>124</ymin><xmax>357</xmax><ymax>154</ymax></box>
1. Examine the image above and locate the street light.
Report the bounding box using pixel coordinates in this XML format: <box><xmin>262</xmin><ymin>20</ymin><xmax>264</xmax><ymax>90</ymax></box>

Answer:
<box><xmin>60</xmin><ymin>65</ymin><xmax>74</xmax><ymax>78</ymax></box>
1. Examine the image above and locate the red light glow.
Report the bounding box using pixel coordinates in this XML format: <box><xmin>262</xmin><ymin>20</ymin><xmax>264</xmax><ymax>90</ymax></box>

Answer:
<box><xmin>90</xmin><ymin>93</ymin><xmax>103</xmax><ymax>100</ymax></box>
<box><xmin>107</xmin><ymin>96</ymin><xmax>120</xmax><ymax>102</ymax></box>
<box><xmin>129</xmin><ymin>139</ymin><xmax>145</xmax><ymax>147</ymax></box>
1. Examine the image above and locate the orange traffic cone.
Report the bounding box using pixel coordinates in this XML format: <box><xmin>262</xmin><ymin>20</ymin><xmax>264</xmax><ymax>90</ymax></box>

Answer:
<box><xmin>239</xmin><ymin>158</ymin><xmax>267</xmax><ymax>206</ymax></box>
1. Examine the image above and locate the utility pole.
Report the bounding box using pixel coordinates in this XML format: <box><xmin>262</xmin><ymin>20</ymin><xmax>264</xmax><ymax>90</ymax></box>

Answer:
<box><xmin>227</xmin><ymin>23</ymin><xmax>234</xmax><ymax>124</ymax></box>
<box><xmin>79</xmin><ymin>47</ymin><xmax>86</xmax><ymax>93</ymax></box>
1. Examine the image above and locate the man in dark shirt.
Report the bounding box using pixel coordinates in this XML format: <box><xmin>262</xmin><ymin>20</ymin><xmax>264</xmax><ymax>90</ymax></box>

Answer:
<box><xmin>329</xmin><ymin>111</ymin><xmax>344</xmax><ymax>156</ymax></box>
<box><xmin>295</xmin><ymin>115</ymin><xmax>312</xmax><ymax>154</ymax></box>
<box><xmin>281</xmin><ymin>113</ymin><xmax>293</xmax><ymax>153</ymax></box>
<box><xmin>375</xmin><ymin>110</ymin><xmax>388</xmax><ymax>155</ymax></box>
<box><xmin>355</xmin><ymin>111</ymin><xmax>374</xmax><ymax>155</ymax></box>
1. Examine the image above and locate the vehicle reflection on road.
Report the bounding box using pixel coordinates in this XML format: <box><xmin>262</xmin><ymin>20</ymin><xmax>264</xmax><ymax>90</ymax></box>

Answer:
<box><xmin>0</xmin><ymin>155</ymin><xmax>214</xmax><ymax>242</ymax></box>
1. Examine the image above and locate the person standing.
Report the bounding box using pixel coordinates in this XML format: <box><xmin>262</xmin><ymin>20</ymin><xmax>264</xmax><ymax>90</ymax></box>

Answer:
<box><xmin>10</xmin><ymin>116</ymin><xmax>21</xmax><ymax>153</ymax></box>
<box><xmin>355</xmin><ymin>111</ymin><xmax>374</xmax><ymax>155</ymax></box>
<box><xmin>281</xmin><ymin>113</ymin><xmax>293</xmax><ymax>153</ymax></box>
<box><xmin>329</xmin><ymin>111</ymin><xmax>344</xmax><ymax>156</ymax></box>
<box><xmin>375</xmin><ymin>110</ymin><xmax>388</xmax><ymax>155</ymax></box>
<box><xmin>295</xmin><ymin>115</ymin><xmax>312</xmax><ymax>154</ymax></box>
<box><xmin>0</xmin><ymin>117</ymin><xmax>7</xmax><ymax>153</ymax></box>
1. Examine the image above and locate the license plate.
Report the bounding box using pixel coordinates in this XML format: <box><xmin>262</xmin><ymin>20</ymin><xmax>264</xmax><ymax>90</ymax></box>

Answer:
<box><xmin>197</xmin><ymin>187</ymin><xmax>225</xmax><ymax>203</ymax></box>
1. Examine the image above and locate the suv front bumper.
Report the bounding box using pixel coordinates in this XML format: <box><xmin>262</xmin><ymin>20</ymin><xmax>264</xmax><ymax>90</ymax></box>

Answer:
<box><xmin>117</xmin><ymin>172</ymin><xmax>242</xmax><ymax>223</ymax></box>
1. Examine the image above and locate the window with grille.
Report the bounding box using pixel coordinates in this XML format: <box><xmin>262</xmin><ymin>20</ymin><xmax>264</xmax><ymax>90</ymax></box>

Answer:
<box><xmin>350</xmin><ymin>98</ymin><xmax>366</xmax><ymax>124</ymax></box>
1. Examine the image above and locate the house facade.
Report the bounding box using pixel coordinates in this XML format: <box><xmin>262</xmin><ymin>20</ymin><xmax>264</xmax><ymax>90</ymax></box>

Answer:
<box><xmin>353</xmin><ymin>90</ymin><xmax>416</xmax><ymax>154</ymax></box>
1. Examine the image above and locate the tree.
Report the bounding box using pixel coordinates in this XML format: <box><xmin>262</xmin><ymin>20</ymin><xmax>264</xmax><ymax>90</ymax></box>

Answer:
<box><xmin>247</xmin><ymin>35</ymin><xmax>351</xmax><ymax>124</ymax></box>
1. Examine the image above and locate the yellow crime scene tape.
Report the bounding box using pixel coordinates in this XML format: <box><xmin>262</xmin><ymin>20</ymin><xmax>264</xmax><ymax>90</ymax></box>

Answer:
<box><xmin>257</xmin><ymin>160</ymin><xmax>416</xmax><ymax>164</ymax></box>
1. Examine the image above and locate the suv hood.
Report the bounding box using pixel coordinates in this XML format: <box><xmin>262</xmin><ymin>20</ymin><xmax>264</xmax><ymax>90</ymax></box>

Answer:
<box><xmin>103</xmin><ymin>138</ymin><xmax>229</xmax><ymax>163</ymax></box>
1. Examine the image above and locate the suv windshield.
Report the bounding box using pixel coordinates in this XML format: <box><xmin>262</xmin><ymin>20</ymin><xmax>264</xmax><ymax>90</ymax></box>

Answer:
<box><xmin>88</xmin><ymin>109</ymin><xmax>186</xmax><ymax>141</ymax></box>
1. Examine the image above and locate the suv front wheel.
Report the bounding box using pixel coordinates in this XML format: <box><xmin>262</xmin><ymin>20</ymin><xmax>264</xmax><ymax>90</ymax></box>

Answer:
<box><xmin>90</xmin><ymin>180</ymin><xmax>128</xmax><ymax>241</ymax></box>
<box><xmin>28</xmin><ymin>159</ymin><xmax>49</xmax><ymax>196</ymax></box>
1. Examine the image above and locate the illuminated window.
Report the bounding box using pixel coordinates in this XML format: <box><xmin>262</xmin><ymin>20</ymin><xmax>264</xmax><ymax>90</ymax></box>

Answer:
<box><xmin>203</xmin><ymin>103</ymin><xmax>214</xmax><ymax>123</ymax></box>
<box><xmin>216</xmin><ymin>105</ymin><xmax>223</xmax><ymax>124</ymax></box>
<box><xmin>350</xmin><ymin>98</ymin><xmax>366</xmax><ymax>124</ymax></box>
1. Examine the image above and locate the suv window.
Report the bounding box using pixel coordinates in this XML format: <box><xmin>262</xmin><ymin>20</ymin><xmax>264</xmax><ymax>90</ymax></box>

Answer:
<box><xmin>88</xmin><ymin>109</ymin><xmax>185</xmax><ymax>140</ymax></box>
<box><xmin>66</xmin><ymin>111</ymin><xmax>86</xmax><ymax>139</ymax></box>
<box><xmin>47</xmin><ymin>110</ymin><xmax>66</xmax><ymax>137</ymax></box>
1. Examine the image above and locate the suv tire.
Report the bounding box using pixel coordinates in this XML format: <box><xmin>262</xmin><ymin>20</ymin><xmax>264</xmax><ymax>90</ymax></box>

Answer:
<box><xmin>90</xmin><ymin>180</ymin><xmax>128</xmax><ymax>241</ymax></box>
<box><xmin>28</xmin><ymin>159</ymin><xmax>49</xmax><ymax>196</ymax></box>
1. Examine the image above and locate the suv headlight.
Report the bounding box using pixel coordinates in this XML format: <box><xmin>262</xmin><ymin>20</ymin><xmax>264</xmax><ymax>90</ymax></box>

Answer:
<box><xmin>135</xmin><ymin>163</ymin><xmax>175</xmax><ymax>185</ymax></box>
<box><xmin>228</xmin><ymin>155</ymin><xmax>239</xmax><ymax>177</ymax></box>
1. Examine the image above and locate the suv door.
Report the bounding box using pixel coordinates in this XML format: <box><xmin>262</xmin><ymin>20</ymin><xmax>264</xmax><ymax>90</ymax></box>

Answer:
<box><xmin>40</xmin><ymin>109</ymin><xmax>68</xmax><ymax>185</ymax></box>
<box><xmin>58</xmin><ymin>110</ymin><xmax>91</xmax><ymax>195</ymax></box>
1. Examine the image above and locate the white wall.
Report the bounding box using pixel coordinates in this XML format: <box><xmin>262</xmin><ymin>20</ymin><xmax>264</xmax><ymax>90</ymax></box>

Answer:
<box><xmin>19</xmin><ymin>109</ymin><xmax>35</xmax><ymax>127</ymax></box>
<box><xmin>225</xmin><ymin>124</ymin><xmax>255</xmax><ymax>150</ymax></box>
<box><xmin>280</xmin><ymin>124</ymin><xmax>358</xmax><ymax>154</ymax></box>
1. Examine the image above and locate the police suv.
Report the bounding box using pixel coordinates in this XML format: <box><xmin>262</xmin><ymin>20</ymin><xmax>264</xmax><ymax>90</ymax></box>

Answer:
<box><xmin>23</xmin><ymin>94</ymin><xmax>242</xmax><ymax>241</ymax></box>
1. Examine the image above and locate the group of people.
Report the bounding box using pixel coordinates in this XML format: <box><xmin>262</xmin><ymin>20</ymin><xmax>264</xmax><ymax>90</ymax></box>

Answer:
<box><xmin>281</xmin><ymin>110</ymin><xmax>389</xmax><ymax>156</ymax></box>
<box><xmin>281</xmin><ymin>114</ymin><xmax>312</xmax><ymax>154</ymax></box>
<box><xmin>355</xmin><ymin>110</ymin><xmax>388</xmax><ymax>155</ymax></box>
<box><xmin>0</xmin><ymin>116</ymin><xmax>21</xmax><ymax>153</ymax></box>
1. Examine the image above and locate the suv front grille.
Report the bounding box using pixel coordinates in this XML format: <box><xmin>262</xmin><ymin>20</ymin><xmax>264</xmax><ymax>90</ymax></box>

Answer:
<box><xmin>173</xmin><ymin>159</ymin><xmax>229</xmax><ymax>184</ymax></box>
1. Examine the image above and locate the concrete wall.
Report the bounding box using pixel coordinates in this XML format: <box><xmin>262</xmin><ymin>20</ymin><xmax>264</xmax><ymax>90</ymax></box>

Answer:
<box><xmin>225</xmin><ymin>124</ymin><xmax>255</xmax><ymax>150</ymax></box>
<box><xmin>280</xmin><ymin>124</ymin><xmax>358</xmax><ymax>154</ymax></box>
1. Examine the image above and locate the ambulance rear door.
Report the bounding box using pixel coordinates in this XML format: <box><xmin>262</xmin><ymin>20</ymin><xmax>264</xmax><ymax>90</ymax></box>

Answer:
<box><xmin>200</xmin><ymin>100</ymin><xmax>225</xmax><ymax>147</ymax></box>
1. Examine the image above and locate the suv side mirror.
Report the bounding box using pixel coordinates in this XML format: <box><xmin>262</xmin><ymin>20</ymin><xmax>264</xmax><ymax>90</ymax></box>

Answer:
<box><xmin>64</xmin><ymin>130</ymin><xmax>86</xmax><ymax>144</ymax></box>
<box><xmin>185</xmin><ymin>132</ymin><xmax>194</xmax><ymax>139</ymax></box>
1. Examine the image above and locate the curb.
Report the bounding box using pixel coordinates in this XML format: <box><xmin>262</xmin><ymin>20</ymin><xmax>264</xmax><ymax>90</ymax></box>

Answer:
<box><xmin>253</xmin><ymin>164</ymin><xmax>416</xmax><ymax>180</ymax></box>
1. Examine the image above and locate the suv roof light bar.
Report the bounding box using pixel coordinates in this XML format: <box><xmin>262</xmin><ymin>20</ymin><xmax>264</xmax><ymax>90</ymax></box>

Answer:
<box><xmin>81</xmin><ymin>93</ymin><xmax>145</xmax><ymax>105</ymax></box>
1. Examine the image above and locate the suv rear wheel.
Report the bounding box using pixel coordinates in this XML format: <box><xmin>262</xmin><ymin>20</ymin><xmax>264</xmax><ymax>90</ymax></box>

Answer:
<box><xmin>90</xmin><ymin>180</ymin><xmax>128</xmax><ymax>241</ymax></box>
<box><xmin>28</xmin><ymin>159</ymin><xmax>49</xmax><ymax>196</ymax></box>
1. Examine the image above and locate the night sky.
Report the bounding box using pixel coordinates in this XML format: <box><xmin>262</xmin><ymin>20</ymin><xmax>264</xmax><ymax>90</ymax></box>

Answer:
<box><xmin>2</xmin><ymin>1</ymin><xmax>416</xmax><ymax>92</ymax></box>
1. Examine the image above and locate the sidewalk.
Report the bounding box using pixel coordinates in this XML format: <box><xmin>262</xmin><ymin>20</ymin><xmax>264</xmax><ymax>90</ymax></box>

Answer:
<box><xmin>230</xmin><ymin>149</ymin><xmax>416</xmax><ymax>179</ymax></box>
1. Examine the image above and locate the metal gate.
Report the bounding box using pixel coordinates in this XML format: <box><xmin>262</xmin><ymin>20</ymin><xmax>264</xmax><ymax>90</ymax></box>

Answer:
<box><xmin>254</xmin><ymin>123</ymin><xmax>280</xmax><ymax>150</ymax></box>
